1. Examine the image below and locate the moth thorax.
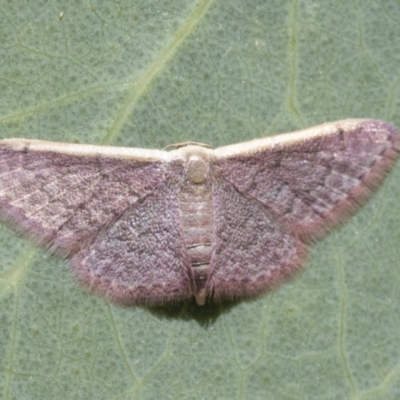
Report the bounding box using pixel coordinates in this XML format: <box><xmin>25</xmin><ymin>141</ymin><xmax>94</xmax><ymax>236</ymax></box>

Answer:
<box><xmin>186</xmin><ymin>154</ymin><xmax>208</xmax><ymax>184</ymax></box>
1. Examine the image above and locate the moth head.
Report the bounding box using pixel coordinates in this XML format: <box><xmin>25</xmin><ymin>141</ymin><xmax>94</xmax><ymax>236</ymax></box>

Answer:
<box><xmin>172</xmin><ymin>145</ymin><xmax>214</xmax><ymax>184</ymax></box>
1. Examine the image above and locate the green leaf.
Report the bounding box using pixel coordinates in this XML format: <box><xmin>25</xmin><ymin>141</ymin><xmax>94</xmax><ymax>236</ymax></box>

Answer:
<box><xmin>1</xmin><ymin>1</ymin><xmax>400</xmax><ymax>399</ymax></box>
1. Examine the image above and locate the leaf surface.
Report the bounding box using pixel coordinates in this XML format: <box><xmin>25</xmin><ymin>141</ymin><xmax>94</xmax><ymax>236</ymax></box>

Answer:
<box><xmin>1</xmin><ymin>1</ymin><xmax>400</xmax><ymax>399</ymax></box>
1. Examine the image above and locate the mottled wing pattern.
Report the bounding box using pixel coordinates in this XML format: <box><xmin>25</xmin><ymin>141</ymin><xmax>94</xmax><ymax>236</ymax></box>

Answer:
<box><xmin>0</xmin><ymin>140</ymin><xmax>170</xmax><ymax>256</ymax></box>
<box><xmin>0</xmin><ymin>139</ymin><xmax>192</xmax><ymax>305</ymax></box>
<box><xmin>214</xmin><ymin>120</ymin><xmax>399</xmax><ymax>241</ymax></box>
<box><xmin>208</xmin><ymin>120</ymin><xmax>399</xmax><ymax>299</ymax></box>
<box><xmin>72</xmin><ymin>176</ymin><xmax>192</xmax><ymax>304</ymax></box>
<box><xmin>209</xmin><ymin>177</ymin><xmax>307</xmax><ymax>300</ymax></box>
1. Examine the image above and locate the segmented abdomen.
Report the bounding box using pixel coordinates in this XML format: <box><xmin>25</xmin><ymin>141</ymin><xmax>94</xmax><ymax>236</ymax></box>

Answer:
<box><xmin>179</xmin><ymin>182</ymin><xmax>214</xmax><ymax>296</ymax></box>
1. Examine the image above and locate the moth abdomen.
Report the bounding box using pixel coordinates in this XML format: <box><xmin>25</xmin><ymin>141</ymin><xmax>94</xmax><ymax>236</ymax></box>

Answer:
<box><xmin>178</xmin><ymin>150</ymin><xmax>215</xmax><ymax>305</ymax></box>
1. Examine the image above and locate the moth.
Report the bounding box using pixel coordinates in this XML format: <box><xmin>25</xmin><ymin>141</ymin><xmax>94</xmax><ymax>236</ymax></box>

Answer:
<box><xmin>0</xmin><ymin>119</ymin><xmax>398</xmax><ymax>305</ymax></box>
